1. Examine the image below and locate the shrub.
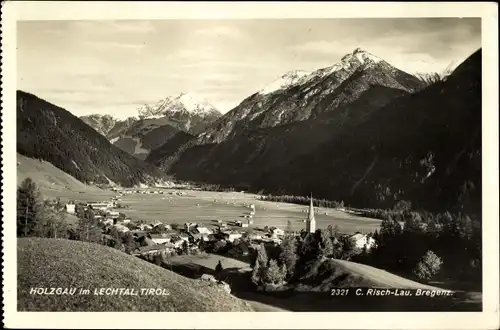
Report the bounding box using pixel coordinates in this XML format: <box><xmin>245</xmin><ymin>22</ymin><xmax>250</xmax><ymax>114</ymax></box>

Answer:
<box><xmin>413</xmin><ymin>250</ymin><xmax>443</xmax><ymax>281</ymax></box>
<box><xmin>213</xmin><ymin>240</ymin><xmax>227</xmax><ymax>253</ymax></box>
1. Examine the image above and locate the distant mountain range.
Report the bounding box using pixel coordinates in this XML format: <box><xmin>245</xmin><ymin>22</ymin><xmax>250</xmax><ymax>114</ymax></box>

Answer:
<box><xmin>147</xmin><ymin>48</ymin><xmax>481</xmax><ymax>215</ymax></box>
<box><xmin>80</xmin><ymin>93</ymin><xmax>221</xmax><ymax>159</ymax></box>
<box><xmin>17</xmin><ymin>47</ymin><xmax>482</xmax><ymax>216</ymax></box>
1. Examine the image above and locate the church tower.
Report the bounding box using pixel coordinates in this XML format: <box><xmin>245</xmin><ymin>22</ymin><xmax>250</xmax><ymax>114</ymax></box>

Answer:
<box><xmin>306</xmin><ymin>194</ymin><xmax>316</xmax><ymax>233</ymax></box>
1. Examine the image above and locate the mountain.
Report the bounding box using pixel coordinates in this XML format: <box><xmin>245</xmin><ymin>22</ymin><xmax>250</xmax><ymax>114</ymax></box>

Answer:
<box><xmin>148</xmin><ymin>49</ymin><xmax>481</xmax><ymax>216</ymax></box>
<box><xmin>197</xmin><ymin>48</ymin><xmax>423</xmax><ymax>144</ymax></box>
<box><xmin>107</xmin><ymin>117</ymin><xmax>183</xmax><ymax>160</ymax></box>
<box><xmin>137</xmin><ymin>93</ymin><xmax>222</xmax><ymax>134</ymax></box>
<box><xmin>81</xmin><ymin>93</ymin><xmax>222</xmax><ymax>159</ymax></box>
<box><xmin>17</xmin><ymin>91</ymin><xmax>164</xmax><ymax>187</ymax></box>
<box><xmin>79</xmin><ymin>114</ymin><xmax>121</xmax><ymax>136</ymax></box>
<box><xmin>147</xmin><ymin>48</ymin><xmax>421</xmax><ymax>183</ymax></box>
<box><xmin>256</xmin><ymin>49</ymin><xmax>482</xmax><ymax>215</ymax></box>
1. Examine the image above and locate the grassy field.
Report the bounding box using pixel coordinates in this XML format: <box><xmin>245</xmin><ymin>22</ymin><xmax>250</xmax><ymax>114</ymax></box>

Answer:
<box><xmin>17</xmin><ymin>238</ymin><xmax>254</xmax><ymax>311</ymax></box>
<box><xmin>17</xmin><ymin>153</ymin><xmax>113</xmax><ymax>201</ymax></box>
<box><xmin>107</xmin><ymin>189</ymin><xmax>381</xmax><ymax>234</ymax></box>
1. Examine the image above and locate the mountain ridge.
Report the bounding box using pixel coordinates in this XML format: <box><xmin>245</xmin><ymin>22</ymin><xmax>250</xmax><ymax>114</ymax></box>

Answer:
<box><xmin>17</xmin><ymin>90</ymin><xmax>165</xmax><ymax>187</ymax></box>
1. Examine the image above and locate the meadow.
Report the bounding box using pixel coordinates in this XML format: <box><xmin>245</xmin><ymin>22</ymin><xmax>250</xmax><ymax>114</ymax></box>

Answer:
<box><xmin>49</xmin><ymin>188</ymin><xmax>382</xmax><ymax>234</ymax></box>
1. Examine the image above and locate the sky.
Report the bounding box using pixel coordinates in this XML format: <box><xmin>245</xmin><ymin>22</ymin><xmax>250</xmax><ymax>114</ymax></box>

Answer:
<box><xmin>17</xmin><ymin>18</ymin><xmax>481</xmax><ymax>118</ymax></box>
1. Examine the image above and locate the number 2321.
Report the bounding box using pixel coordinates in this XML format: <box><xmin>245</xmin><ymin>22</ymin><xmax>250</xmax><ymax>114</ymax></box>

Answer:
<box><xmin>330</xmin><ymin>289</ymin><xmax>349</xmax><ymax>296</ymax></box>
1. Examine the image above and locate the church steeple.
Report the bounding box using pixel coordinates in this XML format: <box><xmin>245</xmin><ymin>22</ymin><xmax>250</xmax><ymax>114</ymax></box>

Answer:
<box><xmin>306</xmin><ymin>193</ymin><xmax>316</xmax><ymax>233</ymax></box>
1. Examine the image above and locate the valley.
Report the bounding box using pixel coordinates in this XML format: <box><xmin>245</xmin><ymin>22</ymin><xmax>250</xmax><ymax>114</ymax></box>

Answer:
<box><xmin>14</xmin><ymin>22</ymin><xmax>484</xmax><ymax>315</ymax></box>
<box><xmin>43</xmin><ymin>187</ymin><xmax>383</xmax><ymax>234</ymax></box>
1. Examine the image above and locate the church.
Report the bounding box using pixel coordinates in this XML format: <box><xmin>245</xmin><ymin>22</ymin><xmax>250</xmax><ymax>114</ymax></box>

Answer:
<box><xmin>306</xmin><ymin>194</ymin><xmax>316</xmax><ymax>233</ymax></box>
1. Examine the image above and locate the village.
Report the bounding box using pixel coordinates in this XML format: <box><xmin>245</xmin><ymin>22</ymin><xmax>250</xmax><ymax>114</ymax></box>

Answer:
<box><xmin>64</xmin><ymin>188</ymin><xmax>378</xmax><ymax>265</ymax></box>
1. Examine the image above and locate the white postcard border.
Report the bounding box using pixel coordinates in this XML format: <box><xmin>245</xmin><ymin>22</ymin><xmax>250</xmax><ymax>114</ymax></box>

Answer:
<box><xmin>2</xmin><ymin>1</ymin><xmax>499</xmax><ymax>329</ymax></box>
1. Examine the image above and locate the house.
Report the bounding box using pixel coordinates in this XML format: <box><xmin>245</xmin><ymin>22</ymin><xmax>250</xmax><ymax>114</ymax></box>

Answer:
<box><xmin>229</xmin><ymin>241</ymin><xmax>250</xmax><ymax>257</ymax></box>
<box><xmin>249</xmin><ymin>233</ymin><xmax>262</xmax><ymax>241</ymax></box>
<box><xmin>150</xmin><ymin>220</ymin><xmax>163</xmax><ymax>228</ymax></box>
<box><xmin>113</xmin><ymin>224</ymin><xmax>130</xmax><ymax>233</ymax></box>
<box><xmin>132</xmin><ymin>243</ymin><xmax>175</xmax><ymax>256</ymax></box>
<box><xmin>87</xmin><ymin>202</ymin><xmax>112</xmax><ymax>211</ymax></box>
<box><xmin>107</xmin><ymin>210</ymin><xmax>120</xmax><ymax>218</ymax></box>
<box><xmin>270</xmin><ymin>227</ymin><xmax>285</xmax><ymax>236</ymax></box>
<box><xmin>65</xmin><ymin>203</ymin><xmax>76</xmax><ymax>214</ymax></box>
<box><xmin>179</xmin><ymin>233</ymin><xmax>190</xmax><ymax>242</ymax></box>
<box><xmin>193</xmin><ymin>226</ymin><xmax>213</xmax><ymax>235</ymax></box>
<box><xmin>171</xmin><ymin>237</ymin><xmax>186</xmax><ymax>248</ymax></box>
<box><xmin>349</xmin><ymin>233</ymin><xmax>377</xmax><ymax>250</ymax></box>
<box><xmin>150</xmin><ymin>234</ymin><xmax>171</xmax><ymax>245</ymax></box>
<box><xmin>102</xmin><ymin>218</ymin><xmax>114</xmax><ymax>226</ymax></box>
<box><xmin>137</xmin><ymin>236</ymin><xmax>155</xmax><ymax>247</ymax></box>
<box><xmin>139</xmin><ymin>224</ymin><xmax>153</xmax><ymax>231</ymax></box>
<box><xmin>223</xmin><ymin>231</ymin><xmax>242</xmax><ymax>243</ymax></box>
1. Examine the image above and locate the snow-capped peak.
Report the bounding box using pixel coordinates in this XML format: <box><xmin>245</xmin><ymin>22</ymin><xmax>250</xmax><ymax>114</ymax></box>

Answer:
<box><xmin>259</xmin><ymin>70</ymin><xmax>312</xmax><ymax>95</ymax></box>
<box><xmin>137</xmin><ymin>93</ymin><xmax>220</xmax><ymax>119</ymax></box>
<box><xmin>258</xmin><ymin>48</ymin><xmax>386</xmax><ymax>95</ymax></box>
<box><xmin>341</xmin><ymin>48</ymin><xmax>383</xmax><ymax>66</ymax></box>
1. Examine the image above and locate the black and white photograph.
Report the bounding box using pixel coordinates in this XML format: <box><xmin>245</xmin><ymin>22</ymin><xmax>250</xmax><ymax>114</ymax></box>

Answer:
<box><xmin>2</xmin><ymin>1</ymin><xmax>499</xmax><ymax>329</ymax></box>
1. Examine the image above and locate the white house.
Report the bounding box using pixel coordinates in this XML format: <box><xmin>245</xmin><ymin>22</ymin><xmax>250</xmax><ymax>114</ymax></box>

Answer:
<box><xmin>107</xmin><ymin>210</ymin><xmax>120</xmax><ymax>217</ymax></box>
<box><xmin>139</xmin><ymin>224</ymin><xmax>153</xmax><ymax>231</ymax></box>
<box><xmin>349</xmin><ymin>233</ymin><xmax>377</xmax><ymax>250</ymax></box>
<box><xmin>150</xmin><ymin>234</ymin><xmax>171</xmax><ymax>245</ymax></box>
<box><xmin>114</xmin><ymin>224</ymin><xmax>130</xmax><ymax>233</ymax></box>
<box><xmin>224</xmin><ymin>231</ymin><xmax>242</xmax><ymax>243</ymax></box>
<box><xmin>65</xmin><ymin>204</ymin><xmax>76</xmax><ymax>214</ymax></box>
<box><xmin>270</xmin><ymin>227</ymin><xmax>285</xmax><ymax>236</ymax></box>
<box><xmin>87</xmin><ymin>202</ymin><xmax>112</xmax><ymax>211</ymax></box>
<box><xmin>102</xmin><ymin>218</ymin><xmax>114</xmax><ymax>226</ymax></box>
<box><xmin>193</xmin><ymin>226</ymin><xmax>213</xmax><ymax>235</ymax></box>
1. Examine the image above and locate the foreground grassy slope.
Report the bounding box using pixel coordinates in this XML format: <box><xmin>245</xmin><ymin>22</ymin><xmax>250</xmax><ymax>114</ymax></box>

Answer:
<box><xmin>18</xmin><ymin>238</ymin><xmax>254</xmax><ymax>311</ymax></box>
<box><xmin>300</xmin><ymin>258</ymin><xmax>443</xmax><ymax>290</ymax></box>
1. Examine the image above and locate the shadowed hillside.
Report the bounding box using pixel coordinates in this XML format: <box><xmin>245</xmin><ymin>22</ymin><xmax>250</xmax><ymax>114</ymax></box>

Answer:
<box><xmin>257</xmin><ymin>49</ymin><xmax>482</xmax><ymax>215</ymax></box>
<box><xmin>17</xmin><ymin>91</ymin><xmax>164</xmax><ymax>187</ymax></box>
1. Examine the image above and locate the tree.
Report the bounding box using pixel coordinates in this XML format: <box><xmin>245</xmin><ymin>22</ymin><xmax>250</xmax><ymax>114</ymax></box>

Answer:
<box><xmin>213</xmin><ymin>240</ymin><xmax>227</xmax><ymax>253</ymax></box>
<box><xmin>316</xmin><ymin>229</ymin><xmax>334</xmax><ymax>257</ymax></box>
<box><xmin>122</xmin><ymin>232</ymin><xmax>137</xmax><ymax>254</ymax></box>
<box><xmin>181</xmin><ymin>240</ymin><xmax>189</xmax><ymax>255</ymax></box>
<box><xmin>300</xmin><ymin>232</ymin><xmax>318</xmax><ymax>259</ymax></box>
<box><xmin>77</xmin><ymin>207</ymin><xmax>100</xmax><ymax>243</ymax></box>
<box><xmin>215</xmin><ymin>260</ymin><xmax>224</xmax><ymax>278</ymax></box>
<box><xmin>251</xmin><ymin>244</ymin><xmax>269</xmax><ymax>286</ymax></box>
<box><xmin>413</xmin><ymin>250</ymin><xmax>443</xmax><ymax>281</ymax></box>
<box><xmin>279</xmin><ymin>235</ymin><xmax>298</xmax><ymax>279</ymax></box>
<box><xmin>263</xmin><ymin>259</ymin><xmax>286</xmax><ymax>285</ymax></box>
<box><xmin>327</xmin><ymin>224</ymin><xmax>340</xmax><ymax>239</ymax></box>
<box><xmin>35</xmin><ymin>200</ymin><xmax>68</xmax><ymax>238</ymax></box>
<box><xmin>393</xmin><ymin>200</ymin><xmax>412</xmax><ymax>213</ymax></box>
<box><xmin>17</xmin><ymin>178</ymin><xmax>42</xmax><ymax>237</ymax></box>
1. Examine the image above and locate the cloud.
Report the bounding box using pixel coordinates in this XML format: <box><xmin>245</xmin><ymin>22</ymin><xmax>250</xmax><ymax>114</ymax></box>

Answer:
<box><xmin>82</xmin><ymin>40</ymin><xmax>146</xmax><ymax>50</ymax></box>
<box><xmin>194</xmin><ymin>25</ymin><xmax>244</xmax><ymax>39</ymax></box>
<box><xmin>290</xmin><ymin>40</ymin><xmax>346</xmax><ymax>55</ymax></box>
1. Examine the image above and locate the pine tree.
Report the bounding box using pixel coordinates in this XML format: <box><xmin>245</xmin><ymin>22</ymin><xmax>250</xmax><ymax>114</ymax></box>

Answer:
<box><xmin>279</xmin><ymin>235</ymin><xmax>298</xmax><ymax>279</ymax></box>
<box><xmin>17</xmin><ymin>178</ymin><xmax>42</xmax><ymax>237</ymax></box>
<box><xmin>215</xmin><ymin>260</ymin><xmax>223</xmax><ymax>278</ymax></box>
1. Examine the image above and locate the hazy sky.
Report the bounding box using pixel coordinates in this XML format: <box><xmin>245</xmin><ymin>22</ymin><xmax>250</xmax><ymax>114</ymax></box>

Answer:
<box><xmin>17</xmin><ymin>18</ymin><xmax>481</xmax><ymax>118</ymax></box>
